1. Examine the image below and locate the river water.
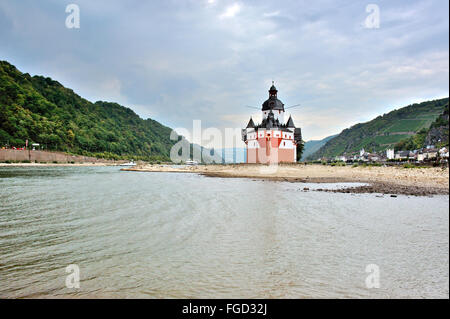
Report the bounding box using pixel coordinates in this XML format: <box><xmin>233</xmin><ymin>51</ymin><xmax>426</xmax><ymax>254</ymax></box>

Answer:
<box><xmin>0</xmin><ymin>166</ymin><xmax>448</xmax><ymax>298</ymax></box>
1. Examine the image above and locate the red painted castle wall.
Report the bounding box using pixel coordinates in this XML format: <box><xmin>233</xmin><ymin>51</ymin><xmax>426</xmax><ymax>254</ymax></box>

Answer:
<box><xmin>246</xmin><ymin>137</ymin><xmax>296</xmax><ymax>164</ymax></box>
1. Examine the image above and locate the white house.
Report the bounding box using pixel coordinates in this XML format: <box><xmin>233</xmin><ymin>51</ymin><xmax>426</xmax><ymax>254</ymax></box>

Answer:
<box><xmin>386</xmin><ymin>148</ymin><xmax>395</xmax><ymax>160</ymax></box>
<box><xmin>439</xmin><ymin>147</ymin><xmax>449</xmax><ymax>158</ymax></box>
<box><xmin>417</xmin><ymin>152</ymin><xmax>426</xmax><ymax>162</ymax></box>
<box><xmin>359</xmin><ymin>148</ymin><xmax>366</xmax><ymax>157</ymax></box>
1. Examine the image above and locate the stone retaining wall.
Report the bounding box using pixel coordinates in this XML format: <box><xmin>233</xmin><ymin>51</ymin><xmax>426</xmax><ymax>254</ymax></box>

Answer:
<box><xmin>0</xmin><ymin>149</ymin><xmax>117</xmax><ymax>163</ymax></box>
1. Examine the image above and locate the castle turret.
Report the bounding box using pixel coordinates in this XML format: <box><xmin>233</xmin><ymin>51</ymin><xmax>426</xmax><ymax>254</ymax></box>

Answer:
<box><xmin>261</xmin><ymin>81</ymin><xmax>285</xmax><ymax>124</ymax></box>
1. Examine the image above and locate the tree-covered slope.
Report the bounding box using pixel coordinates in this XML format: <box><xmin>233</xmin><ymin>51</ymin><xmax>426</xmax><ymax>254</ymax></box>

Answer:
<box><xmin>0</xmin><ymin>60</ymin><xmax>176</xmax><ymax>160</ymax></box>
<box><xmin>395</xmin><ymin>103</ymin><xmax>449</xmax><ymax>150</ymax></box>
<box><xmin>309</xmin><ymin>98</ymin><xmax>448</xmax><ymax>159</ymax></box>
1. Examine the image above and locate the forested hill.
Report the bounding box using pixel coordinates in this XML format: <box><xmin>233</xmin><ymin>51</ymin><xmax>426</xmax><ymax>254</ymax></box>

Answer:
<box><xmin>0</xmin><ymin>60</ymin><xmax>176</xmax><ymax>161</ymax></box>
<box><xmin>308</xmin><ymin>98</ymin><xmax>449</xmax><ymax>160</ymax></box>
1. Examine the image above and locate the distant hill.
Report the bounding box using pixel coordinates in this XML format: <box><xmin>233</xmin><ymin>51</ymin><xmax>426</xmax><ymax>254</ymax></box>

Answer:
<box><xmin>301</xmin><ymin>134</ymin><xmax>337</xmax><ymax>161</ymax></box>
<box><xmin>309</xmin><ymin>98</ymin><xmax>449</xmax><ymax>160</ymax></box>
<box><xmin>0</xmin><ymin>60</ymin><xmax>177</xmax><ymax>161</ymax></box>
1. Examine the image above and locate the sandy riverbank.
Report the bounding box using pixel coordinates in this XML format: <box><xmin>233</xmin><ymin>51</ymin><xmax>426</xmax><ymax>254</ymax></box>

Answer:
<box><xmin>123</xmin><ymin>163</ymin><xmax>449</xmax><ymax>196</ymax></box>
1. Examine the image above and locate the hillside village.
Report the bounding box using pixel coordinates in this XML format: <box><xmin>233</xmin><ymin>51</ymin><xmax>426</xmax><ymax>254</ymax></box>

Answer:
<box><xmin>329</xmin><ymin>146</ymin><xmax>449</xmax><ymax>165</ymax></box>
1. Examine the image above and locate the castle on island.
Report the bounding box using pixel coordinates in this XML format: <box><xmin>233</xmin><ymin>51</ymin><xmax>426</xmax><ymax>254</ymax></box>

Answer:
<box><xmin>242</xmin><ymin>82</ymin><xmax>302</xmax><ymax>163</ymax></box>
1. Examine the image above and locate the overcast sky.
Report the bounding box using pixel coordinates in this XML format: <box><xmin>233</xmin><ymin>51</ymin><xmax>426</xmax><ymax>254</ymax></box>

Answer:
<box><xmin>1</xmin><ymin>0</ymin><xmax>448</xmax><ymax>147</ymax></box>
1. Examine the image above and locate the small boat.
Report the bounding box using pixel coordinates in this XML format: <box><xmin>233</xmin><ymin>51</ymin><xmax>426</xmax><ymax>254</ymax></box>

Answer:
<box><xmin>120</xmin><ymin>161</ymin><xmax>136</xmax><ymax>166</ymax></box>
<box><xmin>185</xmin><ymin>160</ymin><xmax>199</xmax><ymax>165</ymax></box>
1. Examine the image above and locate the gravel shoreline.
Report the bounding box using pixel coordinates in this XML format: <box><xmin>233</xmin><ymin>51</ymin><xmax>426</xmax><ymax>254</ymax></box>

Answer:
<box><xmin>314</xmin><ymin>181</ymin><xmax>448</xmax><ymax>196</ymax></box>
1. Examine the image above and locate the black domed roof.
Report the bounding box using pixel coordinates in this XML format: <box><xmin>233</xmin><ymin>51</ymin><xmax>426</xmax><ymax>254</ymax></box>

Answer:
<box><xmin>262</xmin><ymin>96</ymin><xmax>284</xmax><ymax>111</ymax></box>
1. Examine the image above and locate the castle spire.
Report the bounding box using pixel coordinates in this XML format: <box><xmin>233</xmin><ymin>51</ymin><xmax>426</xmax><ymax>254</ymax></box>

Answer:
<box><xmin>286</xmin><ymin>115</ymin><xmax>295</xmax><ymax>128</ymax></box>
<box><xmin>269</xmin><ymin>81</ymin><xmax>277</xmax><ymax>97</ymax></box>
<box><xmin>246</xmin><ymin>117</ymin><xmax>255</xmax><ymax>128</ymax></box>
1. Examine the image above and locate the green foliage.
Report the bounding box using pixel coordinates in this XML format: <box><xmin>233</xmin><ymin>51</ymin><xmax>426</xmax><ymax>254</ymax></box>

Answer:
<box><xmin>395</xmin><ymin>129</ymin><xmax>427</xmax><ymax>150</ymax></box>
<box><xmin>384</xmin><ymin>119</ymin><xmax>427</xmax><ymax>133</ymax></box>
<box><xmin>329</xmin><ymin>161</ymin><xmax>346</xmax><ymax>167</ymax></box>
<box><xmin>296</xmin><ymin>140</ymin><xmax>305</xmax><ymax>162</ymax></box>
<box><xmin>430</xmin><ymin>104</ymin><xmax>449</xmax><ymax>130</ymax></box>
<box><xmin>395</xmin><ymin>103</ymin><xmax>449</xmax><ymax>150</ymax></box>
<box><xmin>310</xmin><ymin>98</ymin><xmax>448</xmax><ymax>159</ymax></box>
<box><xmin>402</xmin><ymin>163</ymin><xmax>428</xmax><ymax>169</ymax></box>
<box><xmin>0</xmin><ymin>61</ymin><xmax>177</xmax><ymax>161</ymax></box>
<box><xmin>372</xmin><ymin>134</ymin><xmax>411</xmax><ymax>144</ymax></box>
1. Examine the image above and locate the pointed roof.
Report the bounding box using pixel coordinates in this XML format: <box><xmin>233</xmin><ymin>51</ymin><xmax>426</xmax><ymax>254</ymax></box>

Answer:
<box><xmin>269</xmin><ymin>80</ymin><xmax>277</xmax><ymax>92</ymax></box>
<box><xmin>286</xmin><ymin>115</ymin><xmax>295</xmax><ymax>128</ymax></box>
<box><xmin>246</xmin><ymin>117</ymin><xmax>255</xmax><ymax>128</ymax></box>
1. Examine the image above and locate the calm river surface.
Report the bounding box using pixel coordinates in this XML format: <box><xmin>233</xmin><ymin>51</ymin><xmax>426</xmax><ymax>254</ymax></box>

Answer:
<box><xmin>0</xmin><ymin>166</ymin><xmax>448</xmax><ymax>298</ymax></box>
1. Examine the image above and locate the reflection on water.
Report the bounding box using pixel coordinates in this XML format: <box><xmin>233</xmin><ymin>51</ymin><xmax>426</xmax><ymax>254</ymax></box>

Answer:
<box><xmin>0</xmin><ymin>166</ymin><xmax>448</xmax><ymax>298</ymax></box>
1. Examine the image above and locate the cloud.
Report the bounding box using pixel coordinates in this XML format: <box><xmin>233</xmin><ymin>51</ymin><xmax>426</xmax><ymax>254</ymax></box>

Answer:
<box><xmin>0</xmin><ymin>0</ymin><xmax>448</xmax><ymax>148</ymax></box>
<box><xmin>263</xmin><ymin>11</ymin><xmax>280</xmax><ymax>18</ymax></box>
<box><xmin>219</xmin><ymin>3</ymin><xmax>241</xmax><ymax>19</ymax></box>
